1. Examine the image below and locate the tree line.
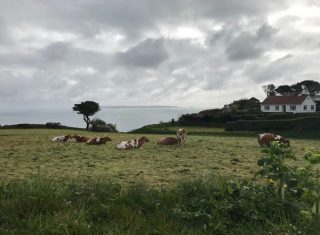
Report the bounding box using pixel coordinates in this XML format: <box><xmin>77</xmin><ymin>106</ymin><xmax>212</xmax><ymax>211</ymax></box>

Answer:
<box><xmin>263</xmin><ymin>80</ymin><xmax>320</xmax><ymax>97</ymax></box>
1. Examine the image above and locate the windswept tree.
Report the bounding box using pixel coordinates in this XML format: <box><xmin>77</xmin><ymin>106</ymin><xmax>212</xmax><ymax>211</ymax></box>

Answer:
<box><xmin>275</xmin><ymin>80</ymin><xmax>320</xmax><ymax>96</ymax></box>
<box><xmin>275</xmin><ymin>85</ymin><xmax>294</xmax><ymax>96</ymax></box>
<box><xmin>262</xmin><ymin>84</ymin><xmax>276</xmax><ymax>97</ymax></box>
<box><xmin>297</xmin><ymin>80</ymin><xmax>320</xmax><ymax>96</ymax></box>
<box><xmin>290</xmin><ymin>83</ymin><xmax>303</xmax><ymax>95</ymax></box>
<box><xmin>73</xmin><ymin>101</ymin><xmax>101</xmax><ymax>130</ymax></box>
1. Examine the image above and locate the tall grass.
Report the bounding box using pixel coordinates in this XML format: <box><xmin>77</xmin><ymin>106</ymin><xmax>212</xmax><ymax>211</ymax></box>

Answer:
<box><xmin>0</xmin><ymin>176</ymin><xmax>317</xmax><ymax>235</ymax></box>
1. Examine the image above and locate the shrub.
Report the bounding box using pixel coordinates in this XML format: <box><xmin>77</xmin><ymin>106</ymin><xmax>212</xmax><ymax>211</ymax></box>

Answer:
<box><xmin>256</xmin><ymin>142</ymin><xmax>295</xmax><ymax>200</ymax></box>
<box><xmin>90</xmin><ymin>118</ymin><xmax>118</xmax><ymax>132</ymax></box>
<box><xmin>225</xmin><ymin>116</ymin><xmax>320</xmax><ymax>131</ymax></box>
<box><xmin>45</xmin><ymin>122</ymin><xmax>61</xmax><ymax>128</ymax></box>
<box><xmin>304</xmin><ymin>147</ymin><xmax>320</xmax><ymax>164</ymax></box>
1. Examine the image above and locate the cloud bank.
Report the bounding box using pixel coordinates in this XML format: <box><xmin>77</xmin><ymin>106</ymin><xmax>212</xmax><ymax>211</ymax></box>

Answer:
<box><xmin>0</xmin><ymin>0</ymin><xmax>319</xmax><ymax>110</ymax></box>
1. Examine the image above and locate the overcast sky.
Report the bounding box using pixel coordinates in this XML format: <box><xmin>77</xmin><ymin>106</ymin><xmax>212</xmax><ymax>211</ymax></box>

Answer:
<box><xmin>1</xmin><ymin>0</ymin><xmax>320</xmax><ymax>110</ymax></box>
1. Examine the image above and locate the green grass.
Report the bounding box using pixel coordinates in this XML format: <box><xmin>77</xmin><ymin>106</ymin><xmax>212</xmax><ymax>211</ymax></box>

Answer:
<box><xmin>0</xmin><ymin>128</ymin><xmax>319</xmax><ymax>185</ymax></box>
<box><xmin>1</xmin><ymin>175</ymin><xmax>318</xmax><ymax>235</ymax></box>
<box><xmin>1</xmin><ymin>128</ymin><xmax>320</xmax><ymax>234</ymax></box>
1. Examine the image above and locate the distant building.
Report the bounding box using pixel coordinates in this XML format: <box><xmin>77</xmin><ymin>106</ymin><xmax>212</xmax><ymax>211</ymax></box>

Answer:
<box><xmin>224</xmin><ymin>97</ymin><xmax>260</xmax><ymax>112</ymax></box>
<box><xmin>261</xmin><ymin>95</ymin><xmax>316</xmax><ymax>113</ymax></box>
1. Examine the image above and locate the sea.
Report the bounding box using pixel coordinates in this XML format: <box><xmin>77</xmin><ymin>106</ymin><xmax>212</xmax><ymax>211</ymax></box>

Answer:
<box><xmin>0</xmin><ymin>107</ymin><xmax>203</xmax><ymax>132</ymax></box>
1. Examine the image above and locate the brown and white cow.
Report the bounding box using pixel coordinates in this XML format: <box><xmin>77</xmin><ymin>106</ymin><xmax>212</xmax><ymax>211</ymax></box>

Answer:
<box><xmin>176</xmin><ymin>128</ymin><xmax>187</xmax><ymax>145</ymax></box>
<box><xmin>72</xmin><ymin>135</ymin><xmax>90</xmax><ymax>143</ymax></box>
<box><xmin>52</xmin><ymin>135</ymin><xmax>72</xmax><ymax>142</ymax></box>
<box><xmin>86</xmin><ymin>136</ymin><xmax>112</xmax><ymax>145</ymax></box>
<box><xmin>257</xmin><ymin>133</ymin><xmax>290</xmax><ymax>147</ymax></box>
<box><xmin>116</xmin><ymin>136</ymin><xmax>149</xmax><ymax>150</ymax></box>
<box><xmin>157</xmin><ymin>137</ymin><xmax>178</xmax><ymax>145</ymax></box>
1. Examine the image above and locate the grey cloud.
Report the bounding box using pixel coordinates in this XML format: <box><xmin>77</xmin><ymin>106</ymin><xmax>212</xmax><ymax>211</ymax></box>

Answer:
<box><xmin>37</xmin><ymin>41</ymin><xmax>113</xmax><ymax>72</ymax></box>
<box><xmin>257</xmin><ymin>24</ymin><xmax>278</xmax><ymax>40</ymax></box>
<box><xmin>226</xmin><ymin>32</ymin><xmax>264</xmax><ymax>61</ymax></box>
<box><xmin>208</xmin><ymin>23</ymin><xmax>278</xmax><ymax>61</ymax></box>
<box><xmin>1</xmin><ymin>0</ymin><xmax>320</xmax><ymax>109</ymax></box>
<box><xmin>116</xmin><ymin>38</ymin><xmax>168</xmax><ymax>68</ymax></box>
<box><xmin>246</xmin><ymin>55</ymin><xmax>302</xmax><ymax>83</ymax></box>
<box><xmin>41</xmin><ymin>42</ymin><xmax>71</xmax><ymax>61</ymax></box>
<box><xmin>0</xmin><ymin>0</ymin><xmax>287</xmax><ymax>40</ymax></box>
<box><xmin>0</xmin><ymin>18</ymin><xmax>10</xmax><ymax>44</ymax></box>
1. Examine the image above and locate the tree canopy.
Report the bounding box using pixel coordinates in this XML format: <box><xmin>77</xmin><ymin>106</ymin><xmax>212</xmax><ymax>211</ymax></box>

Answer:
<box><xmin>262</xmin><ymin>84</ymin><xmax>276</xmax><ymax>97</ymax></box>
<box><xmin>297</xmin><ymin>80</ymin><xmax>320</xmax><ymax>96</ymax></box>
<box><xmin>267</xmin><ymin>80</ymin><xmax>320</xmax><ymax>97</ymax></box>
<box><xmin>73</xmin><ymin>101</ymin><xmax>101</xmax><ymax>129</ymax></box>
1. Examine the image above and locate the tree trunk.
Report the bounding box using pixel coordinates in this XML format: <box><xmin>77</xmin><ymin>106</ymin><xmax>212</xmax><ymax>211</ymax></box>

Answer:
<box><xmin>83</xmin><ymin>116</ymin><xmax>90</xmax><ymax>130</ymax></box>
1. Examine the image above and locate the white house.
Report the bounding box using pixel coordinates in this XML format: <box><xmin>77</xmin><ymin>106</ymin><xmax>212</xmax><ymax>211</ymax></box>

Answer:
<box><xmin>261</xmin><ymin>95</ymin><xmax>316</xmax><ymax>113</ymax></box>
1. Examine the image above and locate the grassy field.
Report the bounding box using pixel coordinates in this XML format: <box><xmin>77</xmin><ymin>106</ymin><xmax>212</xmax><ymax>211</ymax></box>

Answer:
<box><xmin>1</xmin><ymin>127</ymin><xmax>319</xmax><ymax>185</ymax></box>
<box><xmin>1</xmin><ymin>127</ymin><xmax>320</xmax><ymax>234</ymax></box>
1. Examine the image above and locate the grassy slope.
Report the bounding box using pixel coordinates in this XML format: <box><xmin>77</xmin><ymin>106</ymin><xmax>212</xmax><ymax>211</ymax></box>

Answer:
<box><xmin>1</xmin><ymin>128</ymin><xmax>319</xmax><ymax>185</ymax></box>
<box><xmin>132</xmin><ymin>123</ymin><xmax>320</xmax><ymax>139</ymax></box>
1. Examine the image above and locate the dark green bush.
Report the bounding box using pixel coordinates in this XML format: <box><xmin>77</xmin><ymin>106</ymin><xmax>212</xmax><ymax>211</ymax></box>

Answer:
<box><xmin>90</xmin><ymin>118</ymin><xmax>118</xmax><ymax>132</ymax></box>
<box><xmin>45</xmin><ymin>122</ymin><xmax>61</xmax><ymax>128</ymax></box>
<box><xmin>225</xmin><ymin>116</ymin><xmax>320</xmax><ymax>131</ymax></box>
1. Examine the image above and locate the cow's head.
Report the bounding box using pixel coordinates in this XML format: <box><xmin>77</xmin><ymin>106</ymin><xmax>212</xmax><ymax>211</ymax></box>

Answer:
<box><xmin>140</xmin><ymin>136</ymin><xmax>149</xmax><ymax>143</ymax></box>
<box><xmin>280</xmin><ymin>137</ymin><xmax>290</xmax><ymax>146</ymax></box>
<box><xmin>101</xmin><ymin>136</ymin><xmax>112</xmax><ymax>142</ymax></box>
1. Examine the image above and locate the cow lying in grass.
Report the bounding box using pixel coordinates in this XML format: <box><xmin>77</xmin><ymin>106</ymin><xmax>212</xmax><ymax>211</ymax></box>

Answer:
<box><xmin>257</xmin><ymin>133</ymin><xmax>290</xmax><ymax>147</ymax></box>
<box><xmin>72</xmin><ymin>135</ymin><xmax>90</xmax><ymax>143</ymax></box>
<box><xmin>52</xmin><ymin>135</ymin><xmax>72</xmax><ymax>142</ymax></box>
<box><xmin>86</xmin><ymin>137</ymin><xmax>112</xmax><ymax>145</ymax></box>
<box><xmin>157</xmin><ymin>137</ymin><xmax>178</xmax><ymax>145</ymax></box>
<box><xmin>176</xmin><ymin>128</ymin><xmax>187</xmax><ymax>145</ymax></box>
<box><xmin>116</xmin><ymin>136</ymin><xmax>149</xmax><ymax>150</ymax></box>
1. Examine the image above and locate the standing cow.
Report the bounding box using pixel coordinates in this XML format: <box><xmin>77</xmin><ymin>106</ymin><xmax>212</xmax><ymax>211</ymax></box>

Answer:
<box><xmin>257</xmin><ymin>133</ymin><xmax>290</xmax><ymax>147</ymax></box>
<box><xmin>176</xmin><ymin>128</ymin><xmax>187</xmax><ymax>145</ymax></box>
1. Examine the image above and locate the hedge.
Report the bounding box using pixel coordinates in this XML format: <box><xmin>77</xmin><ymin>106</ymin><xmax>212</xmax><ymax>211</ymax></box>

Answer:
<box><xmin>225</xmin><ymin>116</ymin><xmax>320</xmax><ymax>131</ymax></box>
<box><xmin>179</xmin><ymin>112</ymin><xmax>320</xmax><ymax>126</ymax></box>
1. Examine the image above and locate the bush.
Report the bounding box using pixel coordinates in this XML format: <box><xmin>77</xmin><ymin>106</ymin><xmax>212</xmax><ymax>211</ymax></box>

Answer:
<box><xmin>304</xmin><ymin>147</ymin><xmax>320</xmax><ymax>164</ymax></box>
<box><xmin>45</xmin><ymin>122</ymin><xmax>61</xmax><ymax>128</ymax></box>
<box><xmin>90</xmin><ymin>118</ymin><xmax>118</xmax><ymax>132</ymax></box>
<box><xmin>178</xmin><ymin>111</ymin><xmax>320</xmax><ymax>128</ymax></box>
<box><xmin>225</xmin><ymin>116</ymin><xmax>320</xmax><ymax>131</ymax></box>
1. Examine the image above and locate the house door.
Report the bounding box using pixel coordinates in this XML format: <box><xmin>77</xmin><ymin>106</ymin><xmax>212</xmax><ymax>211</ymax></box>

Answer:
<box><xmin>282</xmin><ymin>105</ymin><xmax>286</xmax><ymax>112</ymax></box>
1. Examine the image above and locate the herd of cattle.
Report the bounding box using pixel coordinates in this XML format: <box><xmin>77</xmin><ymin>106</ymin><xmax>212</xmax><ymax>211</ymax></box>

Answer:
<box><xmin>52</xmin><ymin>128</ymin><xmax>290</xmax><ymax>150</ymax></box>
<box><xmin>51</xmin><ymin>128</ymin><xmax>187</xmax><ymax>150</ymax></box>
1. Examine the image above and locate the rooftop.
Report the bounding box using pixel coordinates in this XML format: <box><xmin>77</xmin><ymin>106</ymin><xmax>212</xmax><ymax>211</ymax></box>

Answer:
<box><xmin>261</xmin><ymin>95</ymin><xmax>309</xmax><ymax>105</ymax></box>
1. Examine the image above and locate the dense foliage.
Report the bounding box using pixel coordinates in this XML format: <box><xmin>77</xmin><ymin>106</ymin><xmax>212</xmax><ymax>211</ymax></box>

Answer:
<box><xmin>225</xmin><ymin>116</ymin><xmax>320</xmax><ymax>132</ymax></box>
<box><xmin>73</xmin><ymin>101</ymin><xmax>101</xmax><ymax>130</ymax></box>
<box><xmin>275</xmin><ymin>80</ymin><xmax>320</xmax><ymax>96</ymax></box>
<box><xmin>304</xmin><ymin>147</ymin><xmax>320</xmax><ymax>164</ymax></box>
<box><xmin>90</xmin><ymin>118</ymin><xmax>118</xmax><ymax>132</ymax></box>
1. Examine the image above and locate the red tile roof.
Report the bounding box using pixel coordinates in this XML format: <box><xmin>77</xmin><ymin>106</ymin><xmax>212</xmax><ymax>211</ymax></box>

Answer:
<box><xmin>261</xmin><ymin>95</ymin><xmax>308</xmax><ymax>105</ymax></box>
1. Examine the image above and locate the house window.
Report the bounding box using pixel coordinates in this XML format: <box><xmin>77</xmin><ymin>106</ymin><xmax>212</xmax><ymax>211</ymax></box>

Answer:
<box><xmin>311</xmin><ymin>105</ymin><xmax>315</xmax><ymax>110</ymax></box>
<box><xmin>290</xmin><ymin>105</ymin><xmax>296</xmax><ymax>111</ymax></box>
<box><xmin>303</xmin><ymin>105</ymin><xmax>307</xmax><ymax>110</ymax></box>
<box><xmin>264</xmin><ymin>105</ymin><xmax>270</xmax><ymax>111</ymax></box>
<box><xmin>275</xmin><ymin>105</ymin><xmax>279</xmax><ymax>111</ymax></box>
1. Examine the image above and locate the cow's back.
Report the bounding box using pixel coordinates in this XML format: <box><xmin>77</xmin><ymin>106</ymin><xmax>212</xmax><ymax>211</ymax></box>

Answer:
<box><xmin>258</xmin><ymin>133</ymin><xmax>277</xmax><ymax>146</ymax></box>
<box><xmin>158</xmin><ymin>137</ymin><xmax>178</xmax><ymax>145</ymax></box>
